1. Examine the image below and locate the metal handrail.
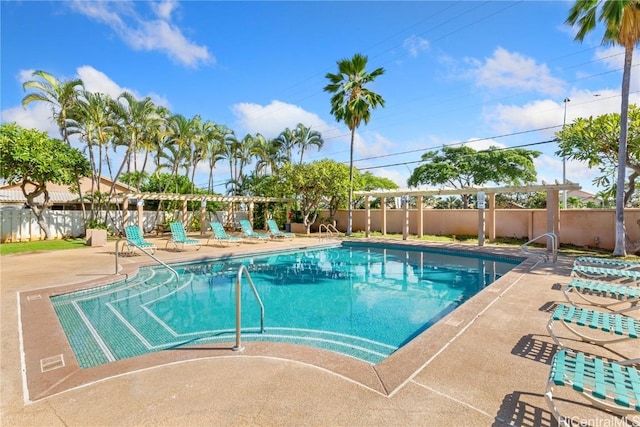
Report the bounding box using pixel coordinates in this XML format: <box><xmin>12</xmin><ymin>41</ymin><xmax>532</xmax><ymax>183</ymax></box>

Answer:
<box><xmin>233</xmin><ymin>265</ymin><xmax>265</xmax><ymax>351</ymax></box>
<box><xmin>521</xmin><ymin>232</ymin><xmax>558</xmax><ymax>264</ymax></box>
<box><xmin>115</xmin><ymin>237</ymin><xmax>180</xmax><ymax>283</ymax></box>
<box><xmin>319</xmin><ymin>223</ymin><xmax>340</xmax><ymax>238</ymax></box>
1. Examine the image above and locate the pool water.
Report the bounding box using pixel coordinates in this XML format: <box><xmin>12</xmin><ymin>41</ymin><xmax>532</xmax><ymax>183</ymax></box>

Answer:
<box><xmin>52</xmin><ymin>243</ymin><xmax>521</xmax><ymax>367</ymax></box>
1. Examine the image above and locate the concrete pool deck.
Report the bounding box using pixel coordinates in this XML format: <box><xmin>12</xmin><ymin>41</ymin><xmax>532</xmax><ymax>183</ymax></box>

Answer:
<box><xmin>1</xmin><ymin>236</ymin><xmax>638</xmax><ymax>426</ymax></box>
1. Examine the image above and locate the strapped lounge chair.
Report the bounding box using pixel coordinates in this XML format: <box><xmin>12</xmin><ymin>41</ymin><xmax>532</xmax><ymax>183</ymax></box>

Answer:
<box><xmin>547</xmin><ymin>304</ymin><xmax>639</xmax><ymax>361</ymax></box>
<box><xmin>572</xmin><ymin>265</ymin><xmax>640</xmax><ymax>285</ymax></box>
<box><xmin>207</xmin><ymin>222</ymin><xmax>242</xmax><ymax>247</ymax></box>
<box><xmin>124</xmin><ymin>225</ymin><xmax>157</xmax><ymax>255</ymax></box>
<box><xmin>267</xmin><ymin>219</ymin><xmax>295</xmax><ymax>240</ymax></box>
<box><xmin>564</xmin><ymin>279</ymin><xmax>640</xmax><ymax>314</ymax></box>
<box><xmin>545</xmin><ymin>349</ymin><xmax>640</xmax><ymax>426</ymax></box>
<box><xmin>166</xmin><ymin>222</ymin><xmax>201</xmax><ymax>251</ymax></box>
<box><xmin>239</xmin><ymin>219</ymin><xmax>270</xmax><ymax>242</ymax></box>
<box><xmin>574</xmin><ymin>256</ymin><xmax>640</xmax><ymax>270</ymax></box>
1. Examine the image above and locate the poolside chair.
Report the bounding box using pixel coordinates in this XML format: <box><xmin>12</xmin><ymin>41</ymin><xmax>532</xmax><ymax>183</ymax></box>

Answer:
<box><xmin>547</xmin><ymin>304</ymin><xmax>639</xmax><ymax>360</ymax></box>
<box><xmin>563</xmin><ymin>279</ymin><xmax>639</xmax><ymax>314</ymax></box>
<box><xmin>572</xmin><ymin>264</ymin><xmax>640</xmax><ymax>285</ymax></box>
<box><xmin>267</xmin><ymin>219</ymin><xmax>295</xmax><ymax>240</ymax></box>
<box><xmin>207</xmin><ymin>222</ymin><xmax>242</xmax><ymax>247</ymax></box>
<box><xmin>239</xmin><ymin>219</ymin><xmax>270</xmax><ymax>242</ymax></box>
<box><xmin>545</xmin><ymin>349</ymin><xmax>640</xmax><ymax>426</ymax></box>
<box><xmin>574</xmin><ymin>256</ymin><xmax>640</xmax><ymax>270</ymax></box>
<box><xmin>166</xmin><ymin>222</ymin><xmax>201</xmax><ymax>251</ymax></box>
<box><xmin>124</xmin><ymin>225</ymin><xmax>157</xmax><ymax>255</ymax></box>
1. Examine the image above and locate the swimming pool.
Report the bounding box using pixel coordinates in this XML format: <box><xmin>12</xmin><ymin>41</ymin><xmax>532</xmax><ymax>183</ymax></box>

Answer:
<box><xmin>51</xmin><ymin>242</ymin><xmax>521</xmax><ymax>367</ymax></box>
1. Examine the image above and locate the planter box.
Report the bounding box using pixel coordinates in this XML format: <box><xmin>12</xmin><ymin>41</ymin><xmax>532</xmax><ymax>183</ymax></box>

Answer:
<box><xmin>289</xmin><ymin>223</ymin><xmax>308</xmax><ymax>235</ymax></box>
<box><xmin>86</xmin><ymin>229</ymin><xmax>107</xmax><ymax>247</ymax></box>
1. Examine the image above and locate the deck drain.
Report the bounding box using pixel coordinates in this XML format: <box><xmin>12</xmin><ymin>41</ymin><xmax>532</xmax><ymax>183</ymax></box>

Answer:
<box><xmin>444</xmin><ymin>318</ymin><xmax>462</xmax><ymax>327</ymax></box>
<box><xmin>41</xmin><ymin>354</ymin><xmax>65</xmax><ymax>372</ymax></box>
<box><xmin>27</xmin><ymin>295</ymin><xmax>42</xmax><ymax>301</ymax></box>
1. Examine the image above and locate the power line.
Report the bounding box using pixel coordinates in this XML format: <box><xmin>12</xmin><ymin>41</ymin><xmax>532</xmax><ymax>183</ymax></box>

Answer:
<box><xmin>357</xmin><ymin>139</ymin><xmax>557</xmax><ymax>171</ymax></box>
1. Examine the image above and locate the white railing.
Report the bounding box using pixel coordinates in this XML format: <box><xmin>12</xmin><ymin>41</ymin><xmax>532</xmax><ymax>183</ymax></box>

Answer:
<box><xmin>318</xmin><ymin>223</ymin><xmax>341</xmax><ymax>238</ymax></box>
<box><xmin>521</xmin><ymin>232</ymin><xmax>558</xmax><ymax>266</ymax></box>
<box><xmin>233</xmin><ymin>265</ymin><xmax>265</xmax><ymax>351</ymax></box>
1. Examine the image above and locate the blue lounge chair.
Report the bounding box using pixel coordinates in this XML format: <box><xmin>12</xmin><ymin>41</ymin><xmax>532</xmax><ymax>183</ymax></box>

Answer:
<box><xmin>166</xmin><ymin>222</ymin><xmax>201</xmax><ymax>251</ymax></box>
<box><xmin>545</xmin><ymin>349</ymin><xmax>640</xmax><ymax>426</ymax></box>
<box><xmin>547</xmin><ymin>304</ymin><xmax>639</xmax><ymax>354</ymax></box>
<box><xmin>572</xmin><ymin>264</ymin><xmax>640</xmax><ymax>285</ymax></box>
<box><xmin>239</xmin><ymin>219</ymin><xmax>270</xmax><ymax>242</ymax></box>
<box><xmin>267</xmin><ymin>219</ymin><xmax>295</xmax><ymax>239</ymax></box>
<box><xmin>574</xmin><ymin>256</ymin><xmax>640</xmax><ymax>270</ymax></box>
<box><xmin>124</xmin><ymin>225</ymin><xmax>157</xmax><ymax>255</ymax></box>
<box><xmin>207</xmin><ymin>222</ymin><xmax>242</xmax><ymax>247</ymax></box>
<box><xmin>564</xmin><ymin>279</ymin><xmax>639</xmax><ymax>314</ymax></box>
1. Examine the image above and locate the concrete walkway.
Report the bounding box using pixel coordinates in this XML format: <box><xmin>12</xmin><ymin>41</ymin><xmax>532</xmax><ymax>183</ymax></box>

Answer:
<box><xmin>1</xmin><ymin>236</ymin><xmax>638</xmax><ymax>426</ymax></box>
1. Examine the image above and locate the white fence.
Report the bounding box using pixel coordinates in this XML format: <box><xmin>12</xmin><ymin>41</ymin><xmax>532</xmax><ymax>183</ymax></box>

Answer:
<box><xmin>0</xmin><ymin>208</ymin><xmax>249</xmax><ymax>242</ymax></box>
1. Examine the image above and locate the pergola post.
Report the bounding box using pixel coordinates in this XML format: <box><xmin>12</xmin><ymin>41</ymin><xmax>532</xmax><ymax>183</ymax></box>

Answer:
<box><xmin>365</xmin><ymin>195</ymin><xmax>371</xmax><ymax>238</ymax></box>
<box><xmin>417</xmin><ymin>195</ymin><xmax>424</xmax><ymax>238</ymax></box>
<box><xmin>286</xmin><ymin>202</ymin><xmax>291</xmax><ymax>226</ymax></box>
<box><xmin>200</xmin><ymin>199</ymin><xmax>207</xmax><ymax>235</ymax></box>
<box><xmin>487</xmin><ymin>193</ymin><xmax>496</xmax><ymax>242</ymax></box>
<box><xmin>122</xmin><ymin>198</ymin><xmax>129</xmax><ymax>228</ymax></box>
<box><xmin>546</xmin><ymin>189</ymin><xmax>560</xmax><ymax>250</ymax></box>
<box><xmin>181</xmin><ymin>199</ymin><xmax>188</xmax><ymax>228</ymax></box>
<box><xmin>137</xmin><ymin>199</ymin><xmax>144</xmax><ymax>232</ymax></box>
<box><xmin>248</xmin><ymin>201</ymin><xmax>254</xmax><ymax>226</ymax></box>
<box><xmin>477</xmin><ymin>191</ymin><xmax>486</xmax><ymax>247</ymax></box>
<box><xmin>402</xmin><ymin>196</ymin><xmax>409</xmax><ymax>240</ymax></box>
<box><xmin>381</xmin><ymin>197</ymin><xmax>387</xmax><ymax>235</ymax></box>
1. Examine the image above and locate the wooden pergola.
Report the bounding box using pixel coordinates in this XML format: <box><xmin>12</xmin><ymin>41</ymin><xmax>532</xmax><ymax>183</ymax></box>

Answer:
<box><xmin>112</xmin><ymin>192</ymin><xmax>295</xmax><ymax>234</ymax></box>
<box><xmin>354</xmin><ymin>182</ymin><xmax>581</xmax><ymax>246</ymax></box>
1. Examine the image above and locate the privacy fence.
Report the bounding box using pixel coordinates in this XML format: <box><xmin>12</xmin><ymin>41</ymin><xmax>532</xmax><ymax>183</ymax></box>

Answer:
<box><xmin>2</xmin><ymin>207</ymin><xmax>639</xmax><ymax>252</ymax></box>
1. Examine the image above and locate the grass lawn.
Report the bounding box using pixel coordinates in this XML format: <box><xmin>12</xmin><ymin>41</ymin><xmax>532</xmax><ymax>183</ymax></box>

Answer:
<box><xmin>0</xmin><ymin>238</ymin><xmax>90</xmax><ymax>255</ymax></box>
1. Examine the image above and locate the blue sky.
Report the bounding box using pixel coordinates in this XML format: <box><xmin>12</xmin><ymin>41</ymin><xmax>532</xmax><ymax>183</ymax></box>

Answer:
<box><xmin>2</xmin><ymin>1</ymin><xmax>639</xmax><ymax>195</ymax></box>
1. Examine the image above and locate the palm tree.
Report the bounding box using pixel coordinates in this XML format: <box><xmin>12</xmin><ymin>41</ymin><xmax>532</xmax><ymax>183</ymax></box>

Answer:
<box><xmin>324</xmin><ymin>53</ymin><xmax>385</xmax><ymax>235</ymax></box>
<box><xmin>294</xmin><ymin>123</ymin><xmax>324</xmax><ymax>164</ymax></box>
<box><xmin>206</xmin><ymin>124</ymin><xmax>233</xmax><ymax>193</ymax></box>
<box><xmin>274</xmin><ymin>127</ymin><xmax>297</xmax><ymax>164</ymax></box>
<box><xmin>67</xmin><ymin>90</ymin><xmax>114</xmax><ymax>217</ymax></box>
<box><xmin>566</xmin><ymin>1</ymin><xmax>640</xmax><ymax>256</ymax></box>
<box><xmin>21</xmin><ymin>70</ymin><xmax>88</xmax><ymax>219</ymax></box>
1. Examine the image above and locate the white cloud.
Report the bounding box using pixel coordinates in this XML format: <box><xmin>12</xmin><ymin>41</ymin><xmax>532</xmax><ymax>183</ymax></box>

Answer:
<box><xmin>461</xmin><ymin>137</ymin><xmax>507</xmax><ymax>151</ymax></box>
<box><xmin>231</xmin><ymin>100</ymin><xmax>330</xmax><ymax>139</ymax></box>
<box><xmin>1</xmin><ymin>102</ymin><xmax>59</xmax><ymax>135</ymax></box>
<box><xmin>2</xmin><ymin>66</ymin><xmax>171</xmax><ymax>137</ymax></box>
<box><xmin>467</xmin><ymin>47</ymin><xmax>565</xmax><ymax>96</ymax></box>
<box><xmin>594</xmin><ymin>46</ymin><xmax>640</xmax><ymax>93</ymax></box>
<box><xmin>68</xmin><ymin>0</ymin><xmax>212</xmax><ymax>68</ymax></box>
<box><xmin>482</xmin><ymin>89</ymin><xmax>627</xmax><ymax>135</ymax></box>
<box><xmin>402</xmin><ymin>36</ymin><xmax>430</xmax><ymax>58</ymax></box>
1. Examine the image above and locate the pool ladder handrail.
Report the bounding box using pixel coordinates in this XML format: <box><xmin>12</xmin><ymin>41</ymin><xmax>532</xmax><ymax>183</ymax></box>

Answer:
<box><xmin>115</xmin><ymin>237</ymin><xmax>180</xmax><ymax>283</ymax></box>
<box><xmin>233</xmin><ymin>264</ymin><xmax>265</xmax><ymax>351</ymax></box>
<box><xmin>318</xmin><ymin>223</ymin><xmax>340</xmax><ymax>238</ymax></box>
<box><xmin>520</xmin><ymin>232</ymin><xmax>558</xmax><ymax>266</ymax></box>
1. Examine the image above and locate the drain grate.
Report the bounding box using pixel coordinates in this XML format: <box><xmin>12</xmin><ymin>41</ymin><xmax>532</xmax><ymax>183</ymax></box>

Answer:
<box><xmin>27</xmin><ymin>294</ymin><xmax>42</xmax><ymax>301</ymax></box>
<box><xmin>444</xmin><ymin>318</ymin><xmax>462</xmax><ymax>327</ymax></box>
<box><xmin>41</xmin><ymin>354</ymin><xmax>65</xmax><ymax>372</ymax></box>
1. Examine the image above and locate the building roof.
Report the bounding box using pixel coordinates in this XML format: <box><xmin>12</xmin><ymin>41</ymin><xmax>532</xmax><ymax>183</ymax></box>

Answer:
<box><xmin>0</xmin><ymin>189</ymin><xmax>80</xmax><ymax>205</ymax></box>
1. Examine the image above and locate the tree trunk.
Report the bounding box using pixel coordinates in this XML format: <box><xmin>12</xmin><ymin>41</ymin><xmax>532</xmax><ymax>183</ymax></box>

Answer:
<box><xmin>613</xmin><ymin>45</ymin><xmax>633</xmax><ymax>256</ymax></box>
<box><xmin>347</xmin><ymin>128</ymin><xmax>355</xmax><ymax>236</ymax></box>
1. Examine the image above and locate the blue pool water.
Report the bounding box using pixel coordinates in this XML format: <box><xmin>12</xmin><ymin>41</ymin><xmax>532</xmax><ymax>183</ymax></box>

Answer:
<box><xmin>52</xmin><ymin>243</ymin><xmax>521</xmax><ymax>367</ymax></box>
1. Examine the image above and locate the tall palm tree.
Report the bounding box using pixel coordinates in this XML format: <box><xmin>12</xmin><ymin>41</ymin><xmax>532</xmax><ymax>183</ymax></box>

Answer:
<box><xmin>21</xmin><ymin>70</ymin><xmax>88</xmax><ymax>219</ymax></box>
<box><xmin>566</xmin><ymin>1</ymin><xmax>640</xmax><ymax>256</ymax></box>
<box><xmin>206</xmin><ymin>124</ymin><xmax>233</xmax><ymax>193</ymax></box>
<box><xmin>110</xmin><ymin>93</ymin><xmax>160</xmax><ymax>195</ymax></box>
<box><xmin>163</xmin><ymin>114</ymin><xmax>195</xmax><ymax>194</ymax></box>
<box><xmin>324</xmin><ymin>53</ymin><xmax>385</xmax><ymax>235</ymax></box>
<box><xmin>67</xmin><ymin>90</ymin><xmax>114</xmax><ymax>216</ymax></box>
<box><xmin>274</xmin><ymin>127</ymin><xmax>297</xmax><ymax>164</ymax></box>
<box><xmin>294</xmin><ymin>123</ymin><xmax>324</xmax><ymax>164</ymax></box>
